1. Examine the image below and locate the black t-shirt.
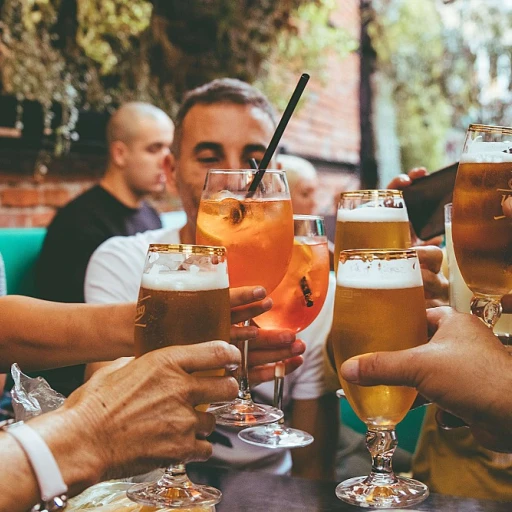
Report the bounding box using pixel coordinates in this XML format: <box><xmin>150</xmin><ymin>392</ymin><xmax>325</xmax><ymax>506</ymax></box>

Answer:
<box><xmin>34</xmin><ymin>184</ymin><xmax>162</xmax><ymax>395</ymax></box>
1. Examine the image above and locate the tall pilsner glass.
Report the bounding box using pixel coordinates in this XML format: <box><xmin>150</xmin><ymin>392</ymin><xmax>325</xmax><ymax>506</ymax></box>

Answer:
<box><xmin>452</xmin><ymin>124</ymin><xmax>512</xmax><ymax>329</ymax></box>
<box><xmin>127</xmin><ymin>244</ymin><xmax>230</xmax><ymax>509</ymax></box>
<box><xmin>333</xmin><ymin>189</ymin><xmax>411</xmax><ymax>273</ymax></box>
<box><xmin>332</xmin><ymin>249</ymin><xmax>429</xmax><ymax>508</ymax></box>
<box><xmin>196</xmin><ymin>169</ymin><xmax>294</xmax><ymax>427</ymax></box>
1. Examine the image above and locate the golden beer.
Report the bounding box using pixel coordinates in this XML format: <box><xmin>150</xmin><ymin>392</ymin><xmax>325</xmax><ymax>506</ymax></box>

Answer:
<box><xmin>333</xmin><ymin>191</ymin><xmax>411</xmax><ymax>272</ymax></box>
<box><xmin>134</xmin><ymin>245</ymin><xmax>231</xmax><ymax>411</ymax></box>
<box><xmin>332</xmin><ymin>250</ymin><xmax>427</xmax><ymax>427</ymax></box>
<box><xmin>452</xmin><ymin>160</ymin><xmax>512</xmax><ymax>297</ymax></box>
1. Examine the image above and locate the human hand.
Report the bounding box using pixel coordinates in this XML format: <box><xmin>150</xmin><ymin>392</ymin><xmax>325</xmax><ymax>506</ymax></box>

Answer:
<box><xmin>386</xmin><ymin>167</ymin><xmax>443</xmax><ymax>246</ymax></box>
<box><xmin>339</xmin><ymin>307</ymin><xmax>512</xmax><ymax>451</ymax></box>
<box><xmin>229</xmin><ymin>286</ymin><xmax>305</xmax><ymax>385</ymax></box>
<box><xmin>414</xmin><ymin>245</ymin><xmax>449</xmax><ymax>307</ymax></box>
<box><xmin>63</xmin><ymin>341</ymin><xmax>240</xmax><ymax>480</ymax></box>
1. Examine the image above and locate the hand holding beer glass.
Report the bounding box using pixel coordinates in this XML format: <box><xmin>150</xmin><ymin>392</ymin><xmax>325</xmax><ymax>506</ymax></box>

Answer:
<box><xmin>452</xmin><ymin>124</ymin><xmax>512</xmax><ymax>329</ymax></box>
<box><xmin>332</xmin><ymin>249</ymin><xmax>429</xmax><ymax>508</ymax></box>
<box><xmin>196</xmin><ymin>169</ymin><xmax>294</xmax><ymax>427</ymax></box>
<box><xmin>333</xmin><ymin>190</ymin><xmax>411</xmax><ymax>273</ymax></box>
<box><xmin>239</xmin><ymin>214</ymin><xmax>330</xmax><ymax>448</ymax></box>
<box><xmin>127</xmin><ymin>244</ymin><xmax>231</xmax><ymax>509</ymax></box>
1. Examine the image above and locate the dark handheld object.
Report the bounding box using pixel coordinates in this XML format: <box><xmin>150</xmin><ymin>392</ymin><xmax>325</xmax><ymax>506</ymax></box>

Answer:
<box><xmin>246</xmin><ymin>73</ymin><xmax>310</xmax><ymax>197</ymax></box>
<box><xmin>401</xmin><ymin>162</ymin><xmax>458</xmax><ymax>240</ymax></box>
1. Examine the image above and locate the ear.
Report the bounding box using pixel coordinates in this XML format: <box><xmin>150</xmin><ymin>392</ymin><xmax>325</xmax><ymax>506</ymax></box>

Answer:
<box><xmin>166</xmin><ymin>152</ymin><xmax>178</xmax><ymax>188</ymax></box>
<box><xmin>110</xmin><ymin>141</ymin><xmax>128</xmax><ymax>167</ymax></box>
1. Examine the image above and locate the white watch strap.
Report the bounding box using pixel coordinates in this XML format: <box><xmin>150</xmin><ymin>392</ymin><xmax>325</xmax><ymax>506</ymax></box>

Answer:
<box><xmin>6</xmin><ymin>421</ymin><xmax>68</xmax><ymax>501</ymax></box>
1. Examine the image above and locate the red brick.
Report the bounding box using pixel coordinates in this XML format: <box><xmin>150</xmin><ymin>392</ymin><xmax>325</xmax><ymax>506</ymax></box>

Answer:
<box><xmin>30</xmin><ymin>209</ymin><xmax>56</xmax><ymax>227</ymax></box>
<box><xmin>0</xmin><ymin>188</ymin><xmax>40</xmax><ymax>207</ymax></box>
<box><xmin>42</xmin><ymin>188</ymin><xmax>71</xmax><ymax>207</ymax></box>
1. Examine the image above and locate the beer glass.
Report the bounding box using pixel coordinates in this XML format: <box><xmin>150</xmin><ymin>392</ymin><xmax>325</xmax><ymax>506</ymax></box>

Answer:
<box><xmin>452</xmin><ymin>124</ymin><xmax>512</xmax><ymax>329</ymax></box>
<box><xmin>333</xmin><ymin>190</ymin><xmax>411</xmax><ymax>273</ymax></box>
<box><xmin>446</xmin><ymin>202</ymin><xmax>512</xmax><ymax>343</ymax></box>
<box><xmin>239</xmin><ymin>215</ymin><xmax>330</xmax><ymax>448</ymax></box>
<box><xmin>127</xmin><ymin>244</ymin><xmax>230</xmax><ymax>509</ymax></box>
<box><xmin>332</xmin><ymin>249</ymin><xmax>429</xmax><ymax>508</ymax></box>
<box><xmin>197</xmin><ymin>169</ymin><xmax>294</xmax><ymax>427</ymax></box>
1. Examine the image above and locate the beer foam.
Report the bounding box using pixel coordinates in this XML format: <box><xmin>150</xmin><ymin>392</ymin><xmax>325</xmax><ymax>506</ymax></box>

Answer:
<box><xmin>460</xmin><ymin>140</ymin><xmax>512</xmax><ymax>163</ymax></box>
<box><xmin>337</xmin><ymin>207</ymin><xmax>409</xmax><ymax>223</ymax></box>
<box><xmin>141</xmin><ymin>264</ymin><xmax>229</xmax><ymax>291</ymax></box>
<box><xmin>336</xmin><ymin>256</ymin><xmax>423</xmax><ymax>289</ymax></box>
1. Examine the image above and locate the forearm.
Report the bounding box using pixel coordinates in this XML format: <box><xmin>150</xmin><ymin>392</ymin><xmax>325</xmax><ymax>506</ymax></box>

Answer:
<box><xmin>0</xmin><ymin>409</ymin><xmax>104</xmax><ymax>511</ymax></box>
<box><xmin>0</xmin><ymin>296</ymin><xmax>134</xmax><ymax>372</ymax></box>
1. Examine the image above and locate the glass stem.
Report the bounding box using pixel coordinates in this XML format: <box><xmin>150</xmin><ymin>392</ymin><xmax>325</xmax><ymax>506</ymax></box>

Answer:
<box><xmin>470</xmin><ymin>295</ymin><xmax>502</xmax><ymax>329</ymax></box>
<box><xmin>158</xmin><ymin>463</ymin><xmax>191</xmax><ymax>488</ymax></box>
<box><xmin>273</xmin><ymin>362</ymin><xmax>285</xmax><ymax>424</ymax></box>
<box><xmin>366</xmin><ymin>428</ymin><xmax>398</xmax><ymax>485</ymax></box>
<box><xmin>237</xmin><ymin>321</ymin><xmax>252</xmax><ymax>401</ymax></box>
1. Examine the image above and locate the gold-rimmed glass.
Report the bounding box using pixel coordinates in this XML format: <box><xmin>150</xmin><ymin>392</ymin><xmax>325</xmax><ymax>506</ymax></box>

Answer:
<box><xmin>127</xmin><ymin>244</ymin><xmax>230</xmax><ymax>509</ymax></box>
<box><xmin>332</xmin><ymin>249</ymin><xmax>429</xmax><ymax>508</ymax></box>
<box><xmin>452</xmin><ymin>124</ymin><xmax>512</xmax><ymax>329</ymax></box>
<box><xmin>333</xmin><ymin>189</ymin><xmax>411</xmax><ymax>273</ymax></box>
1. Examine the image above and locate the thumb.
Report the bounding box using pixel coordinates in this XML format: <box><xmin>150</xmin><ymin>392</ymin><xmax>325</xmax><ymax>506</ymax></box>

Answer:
<box><xmin>340</xmin><ymin>348</ymin><xmax>422</xmax><ymax>388</ymax></box>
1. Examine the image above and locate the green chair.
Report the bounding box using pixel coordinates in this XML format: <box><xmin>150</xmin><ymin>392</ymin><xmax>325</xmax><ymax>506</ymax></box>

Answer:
<box><xmin>0</xmin><ymin>228</ymin><xmax>46</xmax><ymax>296</ymax></box>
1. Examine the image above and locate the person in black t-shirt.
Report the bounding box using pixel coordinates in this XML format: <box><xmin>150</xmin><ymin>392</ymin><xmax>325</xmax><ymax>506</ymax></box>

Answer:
<box><xmin>34</xmin><ymin>102</ymin><xmax>174</xmax><ymax>395</ymax></box>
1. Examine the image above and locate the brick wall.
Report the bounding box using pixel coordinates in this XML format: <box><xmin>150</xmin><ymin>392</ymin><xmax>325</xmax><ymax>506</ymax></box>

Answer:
<box><xmin>0</xmin><ymin>1</ymin><xmax>361</xmax><ymax>228</ymax></box>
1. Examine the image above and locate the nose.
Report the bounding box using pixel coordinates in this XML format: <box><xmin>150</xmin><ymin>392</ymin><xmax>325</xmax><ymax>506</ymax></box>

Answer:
<box><xmin>225</xmin><ymin>153</ymin><xmax>246</xmax><ymax>170</ymax></box>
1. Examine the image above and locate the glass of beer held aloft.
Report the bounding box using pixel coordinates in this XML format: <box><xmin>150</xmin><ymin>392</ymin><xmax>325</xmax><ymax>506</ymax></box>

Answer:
<box><xmin>196</xmin><ymin>169</ymin><xmax>293</xmax><ymax>427</ymax></box>
<box><xmin>127</xmin><ymin>244</ymin><xmax>231</xmax><ymax>509</ymax></box>
<box><xmin>333</xmin><ymin>189</ymin><xmax>411</xmax><ymax>273</ymax></box>
<box><xmin>452</xmin><ymin>124</ymin><xmax>512</xmax><ymax>329</ymax></box>
<box><xmin>332</xmin><ymin>249</ymin><xmax>429</xmax><ymax>508</ymax></box>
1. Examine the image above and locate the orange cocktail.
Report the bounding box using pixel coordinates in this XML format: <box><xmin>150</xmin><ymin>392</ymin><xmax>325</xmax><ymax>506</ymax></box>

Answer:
<box><xmin>196</xmin><ymin>170</ymin><xmax>294</xmax><ymax>294</ymax></box>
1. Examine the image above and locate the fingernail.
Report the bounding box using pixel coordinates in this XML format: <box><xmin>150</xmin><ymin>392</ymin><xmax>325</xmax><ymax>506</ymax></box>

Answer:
<box><xmin>291</xmin><ymin>340</ymin><xmax>305</xmax><ymax>354</ymax></box>
<box><xmin>280</xmin><ymin>331</ymin><xmax>295</xmax><ymax>343</ymax></box>
<box><xmin>341</xmin><ymin>358</ymin><xmax>360</xmax><ymax>383</ymax></box>
<box><xmin>261</xmin><ymin>297</ymin><xmax>273</xmax><ymax>310</ymax></box>
<box><xmin>253</xmin><ymin>287</ymin><xmax>266</xmax><ymax>300</ymax></box>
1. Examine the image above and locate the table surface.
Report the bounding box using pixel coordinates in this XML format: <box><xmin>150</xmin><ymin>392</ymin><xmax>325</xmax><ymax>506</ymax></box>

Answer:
<box><xmin>188</xmin><ymin>465</ymin><xmax>511</xmax><ymax>512</ymax></box>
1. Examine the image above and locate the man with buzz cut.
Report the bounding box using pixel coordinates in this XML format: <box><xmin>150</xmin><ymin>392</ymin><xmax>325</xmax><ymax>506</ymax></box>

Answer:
<box><xmin>84</xmin><ymin>78</ymin><xmax>338</xmax><ymax>480</ymax></box>
<box><xmin>35</xmin><ymin>102</ymin><xmax>174</xmax><ymax>396</ymax></box>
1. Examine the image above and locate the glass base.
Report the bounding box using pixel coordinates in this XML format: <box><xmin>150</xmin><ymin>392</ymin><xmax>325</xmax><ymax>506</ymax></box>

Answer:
<box><xmin>209</xmin><ymin>398</ymin><xmax>283</xmax><ymax>427</ymax></box>
<box><xmin>335</xmin><ymin>474</ymin><xmax>429</xmax><ymax>508</ymax></box>
<box><xmin>127</xmin><ymin>480</ymin><xmax>221</xmax><ymax>509</ymax></box>
<box><xmin>238</xmin><ymin>423</ymin><xmax>314</xmax><ymax>449</ymax></box>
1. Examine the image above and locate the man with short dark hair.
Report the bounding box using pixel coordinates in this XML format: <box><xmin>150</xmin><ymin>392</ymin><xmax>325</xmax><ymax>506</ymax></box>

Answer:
<box><xmin>35</xmin><ymin>102</ymin><xmax>173</xmax><ymax>395</ymax></box>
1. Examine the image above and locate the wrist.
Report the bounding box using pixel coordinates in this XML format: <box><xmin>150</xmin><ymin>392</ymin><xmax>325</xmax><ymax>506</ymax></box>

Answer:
<box><xmin>29</xmin><ymin>407</ymin><xmax>105</xmax><ymax>495</ymax></box>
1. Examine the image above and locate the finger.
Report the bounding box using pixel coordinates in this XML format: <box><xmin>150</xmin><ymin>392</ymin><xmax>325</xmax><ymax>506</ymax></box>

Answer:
<box><xmin>249</xmin><ymin>356</ymin><xmax>304</xmax><ymax>386</ymax></box>
<box><xmin>159</xmin><ymin>340</ymin><xmax>241</xmax><ymax>374</ymax></box>
<box><xmin>229</xmin><ymin>286</ymin><xmax>267</xmax><ymax>308</ymax></box>
<box><xmin>503</xmin><ymin>196</ymin><xmax>512</xmax><ymax>217</ymax></box>
<box><xmin>407</xmin><ymin>167</ymin><xmax>428</xmax><ymax>180</ymax></box>
<box><xmin>414</xmin><ymin>245</ymin><xmax>443</xmax><ymax>274</ymax></box>
<box><xmin>425</xmin><ymin>306</ymin><xmax>453</xmax><ymax>336</ymax></box>
<box><xmin>502</xmin><ymin>293</ymin><xmax>512</xmax><ymax>314</ymax></box>
<box><xmin>231</xmin><ymin>298</ymin><xmax>273</xmax><ymax>323</ymax></box>
<box><xmin>248</xmin><ymin>329</ymin><xmax>296</xmax><ymax>350</ymax></box>
<box><xmin>340</xmin><ymin>348</ymin><xmax>424</xmax><ymax>387</ymax></box>
<box><xmin>421</xmin><ymin>270</ymin><xmax>448</xmax><ymax>303</ymax></box>
<box><xmin>247</xmin><ymin>339</ymin><xmax>305</xmax><ymax>367</ymax></box>
<box><xmin>230</xmin><ymin>324</ymin><xmax>259</xmax><ymax>343</ymax></box>
<box><xmin>188</xmin><ymin>439</ymin><xmax>213</xmax><ymax>462</ymax></box>
<box><xmin>189</xmin><ymin>375</ymin><xmax>239</xmax><ymax>406</ymax></box>
<box><xmin>195</xmin><ymin>411</ymin><xmax>216</xmax><ymax>438</ymax></box>
<box><xmin>422</xmin><ymin>235</ymin><xmax>444</xmax><ymax>247</ymax></box>
<box><xmin>386</xmin><ymin>174</ymin><xmax>411</xmax><ymax>190</ymax></box>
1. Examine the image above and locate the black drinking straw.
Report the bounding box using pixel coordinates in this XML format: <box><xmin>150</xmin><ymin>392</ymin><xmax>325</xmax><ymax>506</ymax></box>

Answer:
<box><xmin>246</xmin><ymin>73</ymin><xmax>310</xmax><ymax>197</ymax></box>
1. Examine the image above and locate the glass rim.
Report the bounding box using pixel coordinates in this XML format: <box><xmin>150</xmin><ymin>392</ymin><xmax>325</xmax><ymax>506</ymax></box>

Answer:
<box><xmin>148</xmin><ymin>244</ymin><xmax>226</xmax><ymax>256</ymax></box>
<box><xmin>468</xmin><ymin>123</ymin><xmax>512</xmax><ymax>135</ymax></box>
<box><xmin>339</xmin><ymin>189</ymin><xmax>404</xmax><ymax>198</ymax></box>
<box><xmin>293</xmin><ymin>214</ymin><xmax>325</xmax><ymax>221</ymax></box>
<box><xmin>339</xmin><ymin>248</ymin><xmax>417</xmax><ymax>262</ymax></box>
<box><xmin>206</xmin><ymin>168</ymin><xmax>284</xmax><ymax>175</ymax></box>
